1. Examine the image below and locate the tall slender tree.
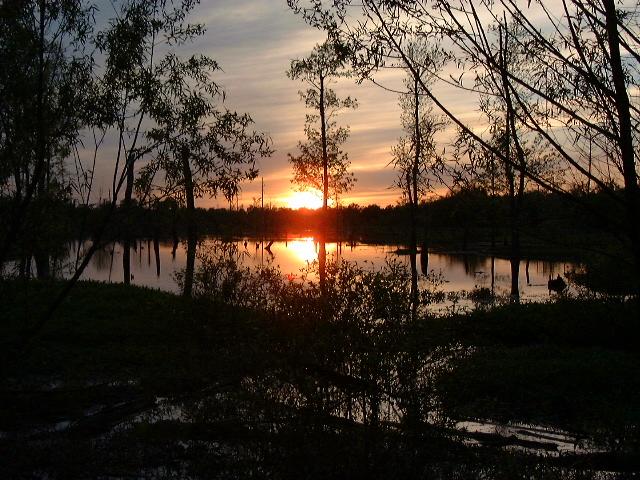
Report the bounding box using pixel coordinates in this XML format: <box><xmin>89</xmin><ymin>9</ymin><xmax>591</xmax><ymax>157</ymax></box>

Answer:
<box><xmin>453</xmin><ymin>19</ymin><xmax>558</xmax><ymax>298</ymax></box>
<box><xmin>95</xmin><ymin>0</ymin><xmax>208</xmax><ymax>284</ymax></box>
<box><xmin>135</xmin><ymin>54</ymin><xmax>272</xmax><ymax>297</ymax></box>
<box><xmin>390</xmin><ymin>41</ymin><xmax>446</xmax><ymax>310</ymax></box>
<box><xmin>288</xmin><ymin>39</ymin><xmax>357</xmax><ymax>294</ymax></box>
<box><xmin>391</xmin><ymin>41</ymin><xmax>446</xmax><ymax>254</ymax></box>
<box><xmin>287</xmin><ymin>40</ymin><xmax>357</xmax><ymax>215</ymax></box>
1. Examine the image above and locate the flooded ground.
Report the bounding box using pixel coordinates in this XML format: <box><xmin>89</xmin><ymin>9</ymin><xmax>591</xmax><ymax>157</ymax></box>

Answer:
<box><xmin>57</xmin><ymin>236</ymin><xmax>577</xmax><ymax>309</ymax></box>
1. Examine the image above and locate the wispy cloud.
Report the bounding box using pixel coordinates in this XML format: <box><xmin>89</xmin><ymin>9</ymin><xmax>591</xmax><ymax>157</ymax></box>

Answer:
<box><xmin>91</xmin><ymin>0</ymin><xmax>435</xmax><ymax>208</ymax></box>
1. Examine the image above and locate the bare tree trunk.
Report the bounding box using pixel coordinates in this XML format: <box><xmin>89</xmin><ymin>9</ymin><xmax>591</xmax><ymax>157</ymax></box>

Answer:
<box><xmin>500</xmin><ymin>24</ymin><xmax>522</xmax><ymax>300</ymax></box>
<box><xmin>123</xmin><ymin>240</ymin><xmax>131</xmax><ymax>284</ymax></box>
<box><xmin>409</xmin><ymin>251</ymin><xmax>419</xmax><ymax>320</ymax></box>
<box><xmin>181</xmin><ymin>147</ymin><xmax>196</xmax><ymax>298</ymax></box>
<box><xmin>184</xmin><ymin>233</ymin><xmax>196</xmax><ymax>297</ymax></box>
<box><xmin>319</xmin><ymin>74</ymin><xmax>329</xmax><ymax>295</ymax></box>
<box><xmin>318</xmin><ymin>239</ymin><xmax>327</xmax><ymax>295</ymax></box>
<box><xmin>33</xmin><ymin>1</ymin><xmax>50</xmax><ymax>280</ymax></box>
<box><xmin>122</xmin><ymin>154</ymin><xmax>136</xmax><ymax>285</ymax></box>
<box><xmin>509</xmin><ymin>216</ymin><xmax>521</xmax><ymax>298</ymax></box>
<box><xmin>18</xmin><ymin>256</ymin><xmax>27</xmax><ymax>279</ymax></box>
<box><xmin>171</xmin><ymin>205</ymin><xmax>179</xmax><ymax>259</ymax></box>
<box><xmin>10</xmin><ymin>144</ymin><xmax>21</xmax><ymax>202</ymax></box>
<box><xmin>421</xmin><ymin>200</ymin><xmax>430</xmax><ymax>257</ymax></box>
<box><xmin>491</xmin><ymin>256</ymin><xmax>496</xmax><ymax>295</ymax></box>
<box><xmin>319</xmin><ymin>74</ymin><xmax>328</xmax><ymax>212</ymax></box>
<box><xmin>604</xmin><ymin>0</ymin><xmax>640</xmax><ymax>298</ymax></box>
<box><xmin>420</xmin><ymin>247</ymin><xmax>429</xmax><ymax>276</ymax></box>
<box><xmin>410</xmin><ymin>75</ymin><xmax>420</xmax><ymax>254</ymax></box>
<box><xmin>154</xmin><ymin>236</ymin><xmax>160</xmax><ymax>277</ymax></box>
<box><xmin>34</xmin><ymin>253</ymin><xmax>49</xmax><ymax>279</ymax></box>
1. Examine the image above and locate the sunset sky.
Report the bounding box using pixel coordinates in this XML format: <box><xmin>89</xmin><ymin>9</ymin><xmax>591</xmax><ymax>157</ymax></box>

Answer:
<box><xmin>87</xmin><ymin>0</ymin><xmax>479</xmax><ymax>208</ymax></box>
<box><xmin>190</xmin><ymin>0</ymin><xmax>409</xmax><ymax>208</ymax></box>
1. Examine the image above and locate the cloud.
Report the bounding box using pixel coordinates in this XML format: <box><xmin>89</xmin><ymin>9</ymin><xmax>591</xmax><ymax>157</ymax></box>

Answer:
<box><xmin>87</xmin><ymin>0</ymin><xmax>436</xmax><ymax>207</ymax></box>
<box><xmin>183</xmin><ymin>0</ymin><xmax>410</xmax><ymax>206</ymax></box>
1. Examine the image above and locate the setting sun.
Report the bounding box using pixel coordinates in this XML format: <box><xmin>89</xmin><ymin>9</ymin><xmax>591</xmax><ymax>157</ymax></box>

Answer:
<box><xmin>286</xmin><ymin>190</ymin><xmax>324</xmax><ymax>210</ymax></box>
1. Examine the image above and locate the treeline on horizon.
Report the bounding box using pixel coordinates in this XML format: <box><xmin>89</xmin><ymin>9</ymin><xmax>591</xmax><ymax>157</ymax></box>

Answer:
<box><xmin>1</xmin><ymin>186</ymin><xmax>624</xmax><ymax>258</ymax></box>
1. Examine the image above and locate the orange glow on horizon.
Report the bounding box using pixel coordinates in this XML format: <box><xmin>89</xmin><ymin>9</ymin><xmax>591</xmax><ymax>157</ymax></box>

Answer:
<box><xmin>285</xmin><ymin>190</ymin><xmax>324</xmax><ymax>210</ymax></box>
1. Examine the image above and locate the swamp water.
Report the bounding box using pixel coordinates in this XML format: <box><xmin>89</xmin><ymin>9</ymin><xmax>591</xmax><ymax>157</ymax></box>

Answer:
<box><xmin>69</xmin><ymin>236</ymin><xmax>575</xmax><ymax>311</ymax></box>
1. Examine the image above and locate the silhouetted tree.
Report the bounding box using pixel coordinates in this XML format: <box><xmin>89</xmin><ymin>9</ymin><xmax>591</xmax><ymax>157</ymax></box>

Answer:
<box><xmin>287</xmin><ymin>39</ymin><xmax>357</xmax><ymax>293</ymax></box>
<box><xmin>0</xmin><ymin>0</ymin><xmax>93</xmax><ymax>276</ymax></box>
<box><xmin>12</xmin><ymin>0</ymin><xmax>269</xmax><ymax>341</ymax></box>
<box><xmin>288</xmin><ymin>0</ymin><xmax>640</xmax><ymax>297</ymax></box>
<box><xmin>287</xmin><ymin>39</ymin><xmax>357</xmax><ymax>213</ymax></box>
<box><xmin>390</xmin><ymin>40</ymin><xmax>446</xmax><ymax>308</ymax></box>
<box><xmin>391</xmin><ymin>40</ymin><xmax>446</xmax><ymax>253</ymax></box>
<box><xmin>453</xmin><ymin>20</ymin><xmax>558</xmax><ymax>298</ymax></box>
<box><xmin>94</xmin><ymin>0</ymin><xmax>211</xmax><ymax>284</ymax></box>
<box><xmin>135</xmin><ymin>55</ymin><xmax>272</xmax><ymax>296</ymax></box>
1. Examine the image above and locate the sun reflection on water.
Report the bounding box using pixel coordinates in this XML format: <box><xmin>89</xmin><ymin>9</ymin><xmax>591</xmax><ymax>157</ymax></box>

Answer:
<box><xmin>286</xmin><ymin>237</ymin><xmax>318</xmax><ymax>263</ymax></box>
<box><xmin>70</xmin><ymin>237</ymin><xmax>576</xmax><ymax>307</ymax></box>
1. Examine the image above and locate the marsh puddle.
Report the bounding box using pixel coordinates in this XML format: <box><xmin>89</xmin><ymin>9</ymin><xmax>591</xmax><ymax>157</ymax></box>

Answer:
<box><xmin>454</xmin><ymin>420</ymin><xmax>596</xmax><ymax>454</ymax></box>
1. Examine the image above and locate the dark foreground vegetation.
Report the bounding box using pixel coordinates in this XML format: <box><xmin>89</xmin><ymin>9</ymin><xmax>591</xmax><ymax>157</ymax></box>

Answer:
<box><xmin>1</xmin><ymin>1</ymin><xmax>639</xmax><ymax>478</ymax></box>
<box><xmin>2</xmin><ymin>260</ymin><xmax>639</xmax><ymax>478</ymax></box>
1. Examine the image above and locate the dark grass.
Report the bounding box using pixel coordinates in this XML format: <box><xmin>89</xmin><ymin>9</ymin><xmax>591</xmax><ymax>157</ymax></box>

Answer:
<box><xmin>0</xmin><ymin>280</ymin><xmax>272</xmax><ymax>435</ymax></box>
<box><xmin>1</xmin><ymin>280</ymin><xmax>268</xmax><ymax>383</ymax></box>
<box><xmin>421</xmin><ymin>297</ymin><xmax>639</xmax><ymax>350</ymax></box>
<box><xmin>1</xmin><ymin>280</ymin><xmax>639</xmax><ymax>478</ymax></box>
<box><xmin>422</xmin><ymin>299</ymin><xmax>640</xmax><ymax>451</ymax></box>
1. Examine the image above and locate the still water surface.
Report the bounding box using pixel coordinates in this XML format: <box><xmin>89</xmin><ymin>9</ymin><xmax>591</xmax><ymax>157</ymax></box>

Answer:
<box><xmin>74</xmin><ymin>236</ymin><xmax>574</xmax><ymax>306</ymax></box>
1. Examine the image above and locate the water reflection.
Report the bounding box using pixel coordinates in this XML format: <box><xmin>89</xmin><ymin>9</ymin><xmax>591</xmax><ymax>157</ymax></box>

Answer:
<box><xmin>63</xmin><ymin>236</ymin><xmax>577</xmax><ymax>307</ymax></box>
<box><xmin>288</xmin><ymin>237</ymin><xmax>318</xmax><ymax>264</ymax></box>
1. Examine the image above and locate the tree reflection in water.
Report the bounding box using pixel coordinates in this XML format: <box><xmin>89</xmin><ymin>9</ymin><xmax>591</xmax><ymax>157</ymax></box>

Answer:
<box><xmin>166</xmin><ymin>243</ymin><xmax>476</xmax><ymax>477</ymax></box>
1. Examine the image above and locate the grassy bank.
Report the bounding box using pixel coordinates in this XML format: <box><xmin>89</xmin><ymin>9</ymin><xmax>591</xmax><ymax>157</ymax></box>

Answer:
<box><xmin>1</xmin><ymin>280</ymin><xmax>638</xmax><ymax>478</ymax></box>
